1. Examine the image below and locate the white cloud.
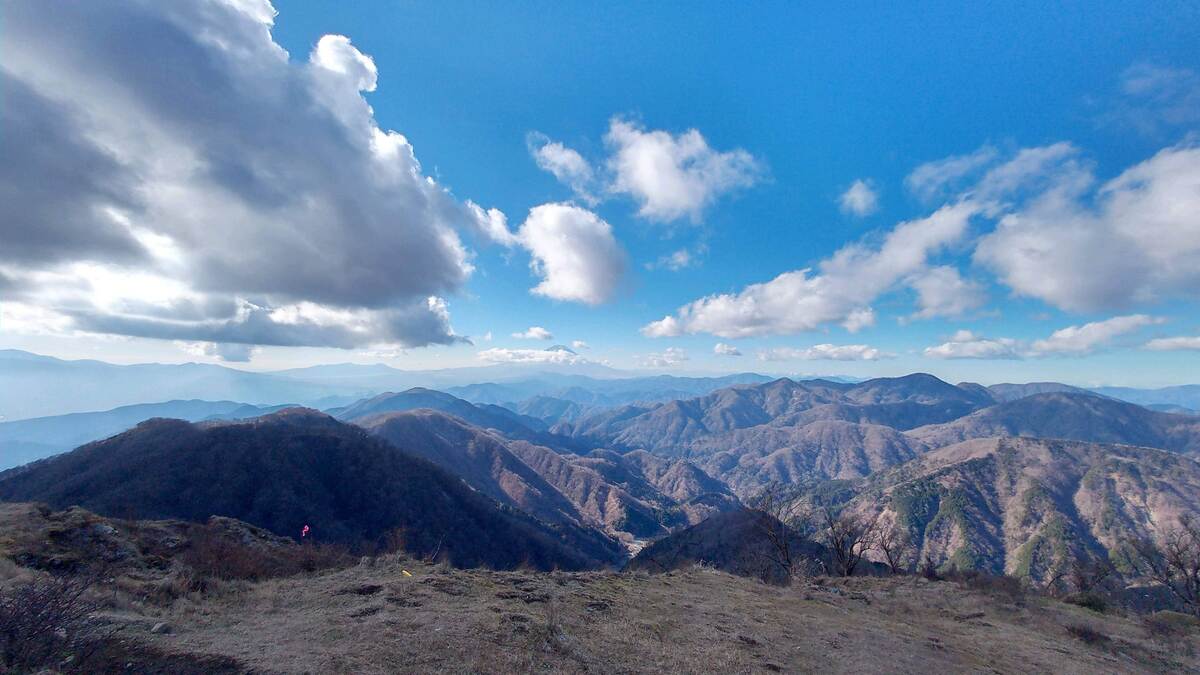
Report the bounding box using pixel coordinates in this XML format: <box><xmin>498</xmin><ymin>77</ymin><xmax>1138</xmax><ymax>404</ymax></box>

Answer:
<box><xmin>0</xmin><ymin>0</ymin><xmax>491</xmax><ymax>354</ymax></box>
<box><xmin>178</xmin><ymin>340</ymin><xmax>257</xmax><ymax>363</ymax></box>
<box><xmin>477</xmin><ymin>347</ymin><xmax>587</xmax><ymax>365</ymax></box>
<box><xmin>1145</xmin><ymin>336</ymin><xmax>1200</xmax><ymax>351</ymax></box>
<box><xmin>641</xmin><ymin>346</ymin><xmax>688</xmax><ymax>368</ymax></box>
<box><xmin>1105</xmin><ymin>64</ymin><xmax>1200</xmax><ymax>136</ymax></box>
<box><xmin>605</xmin><ymin>118</ymin><xmax>761</xmax><ymax>223</ymax></box>
<box><xmin>529</xmin><ymin>120</ymin><xmax>759</xmax><ymax>224</ymax></box>
<box><xmin>713</xmin><ymin>342</ymin><xmax>742</xmax><ymax>356</ymax></box>
<box><xmin>648</xmin><ymin>247</ymin><xmax>702</xmax><ymax>272</ymax></box>
<box><xmin>839</xmin><ymin>179</ymin><xmax>879</xmax><ymax>217</ymax></box>
<box><xmin>517</xmin><ymin>203</ymin><xmax>626</xmax><ymax>305</ymax></box>
<box><xmin>571</xmin><ymin>340</ymin><xmax>590</xmax><ymax>350</ymax></box>
<box><xmin>1030</xmin><ymin>314</ymin><xmax>1163</xmax><ymax>355</ymax></box>
<box><xmin>924</xmin><ymin>316</ymin><xmax>1164</xmax><ymax>359</ymax></box>
<box><xmin>975</xmin><ymin>144</ymin><xmax>1200</xmax><ymax>312</ymax></box>
<box><xmin>641</xmin><ymin>201</ymin><xmax>977</xmax><ymax>338</ymax></box>
<box><xmin>908</xmin><ymin>266</ymin><xmax>986</xmax><ymax>320</ymax></box>
<box><xmin>465</xmin><ymin>202</ymin><xmax>518</xmax><ymax>247</ymax></box>
<box><xmin>841</xmin><ymin>308</ymin><xmax>876</xmax><ymax>333</ymax></box>
<box><xmin>481</xmin><ymin>331</ymin><xmax>493</xmax><ymax>342</ymax></box>
<box><xmin>923</xmin><ymin>330</ymin><xmax>1022</xmax><ymax>360</ymax></box>
<box><xmin>758</xmin><ymin>344</ymin><xmax>893</xmax><ymax>362</ymax></box>
<box><xmin>526</xmin><ymin>133</ymin><xmax>597</xmax><ymax>204</ymax></box>
<box><xmin>512</xmin><ymin>326</ymin><xmax>553</xmax><ymax>340</ymax></box>
<box><xmin>905</xmin><ymin>146</ymin><xmax>999</xmax><ymax>201</ymax></box>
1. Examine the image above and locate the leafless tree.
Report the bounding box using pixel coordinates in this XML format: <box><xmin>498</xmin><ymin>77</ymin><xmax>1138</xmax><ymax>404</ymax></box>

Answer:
<box><xmin>815</xmin><ymin>506</ymin><xmax>880</xmax><ymax>577</ymax></box>
<box><xmin>1123</xmin><ymin>514</ymin><xmax>1200</xmax><ymax>616</ymax></box>
<box><xmin>876</xmin><ymin>524</ymin><xmax>912</xmax><ymax>574</ymax></box>
<box><xmin>747</xmin><ymin>483</ymin><xmax>809</xmax><ymax>581</ymax></box>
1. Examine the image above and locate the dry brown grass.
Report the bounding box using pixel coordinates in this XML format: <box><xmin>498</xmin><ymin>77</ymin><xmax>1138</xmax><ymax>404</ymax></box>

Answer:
<box><xmin>4</xmin><ymin>503</ymin><xmax>1198</xmax><ymax>673</ymax></box>
<box><xmin>117</xmin><ymin>558</ymin><xmax>1200</xmax><ymax>674</ymax></box>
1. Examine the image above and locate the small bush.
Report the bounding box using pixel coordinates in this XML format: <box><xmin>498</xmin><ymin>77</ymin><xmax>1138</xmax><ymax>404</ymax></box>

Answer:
<box><xmin>1064</xmin><ymin>591</ymin><xmax>1108</xmax><ymax>613</ymax></box>
<box><xmin>945</xmin><ymin>570</ymin><xmax>1027</xmax><ymax>604</ymax></box>
<box><xmin>1143</xmin><ymin>610</ymin><xmax>1200</xmax><ymax>641</ymax></box>
<box><xmin>920</xmin><ymin>558</ymin><xmax>941</xmax><ymax>581</ymax></box>
<box><xmin>1066</xmin><ymin>623</ymin><xmax>1111</xmax><ymax>646</ymax></box>
<box><xmin>181</xmin><ymin>526</ymin><xmax>351</xmax><ymax>586</ymax></box>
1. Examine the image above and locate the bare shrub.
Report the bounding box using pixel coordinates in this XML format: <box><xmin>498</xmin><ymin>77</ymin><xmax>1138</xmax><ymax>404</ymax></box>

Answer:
<box><xmin>0</xmin><ymin>572</ymin><xmax>101</xmax><ymax>670</ymax></box>
<box><xmin>747</xmin><ymin>484</ymin><xmax>809</xmax><ymax>581</ymax></box>
<box><xmin>945</xmin><ymin>569</ymin><xmax>1027</xmax><ymax>604</ymax></box>
<box><xmin>1066</xmin><ymin>623</ymin><xmax>1111</xmax><ymax>647</ymax></box>
<box><xmin>181</xmin><ymin>525</ymin><xmax>351</xmax><ymax>586</ymax></box>
<box><xmin>1123</xmin><ymin>514</ymin><xmax>1200</xmax><ymax>616</ymax></box>
<box><xmin>876</xmin><ymin>525</ymin><xmax>913</xmax><ymax>574</ymax></box>
<box><xmin>920</xmin><ymin>556</ymin><xmax>941</xmax><ymax>581</ymax></box>
<box><xmin>1142</xmin><ymin>610</ymin><xmax>1200</xmax><ymax>653</ymax></box>
<box><xmin>1064</xmin><ymin>592</ymin><xmax>1109</xmax><ymax>613</ymax></box>
<box><xmin>814</xmin><ymin>506</ymin><xmax>880</xmax><ymax>577</ymax></box>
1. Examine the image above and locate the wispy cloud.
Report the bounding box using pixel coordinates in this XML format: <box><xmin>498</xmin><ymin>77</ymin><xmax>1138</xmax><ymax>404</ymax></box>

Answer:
<box><xmin>924</xmin><ymin>316</ymin><xmax>1164</xmax><ymax>359</ymax></box>
<box><xmin>758</xmin><ymin>344</ymin><xmax>893</xmax><ymax>362</ymax></box>
<box><xmin>839</xmin><ymin>179</ymin><xmax>879</xmax><ymax>217</ymax></box>
<box><xmin>512</xmin><ymin>326</ymin><xmax>554</xmax><ymax>340</ymax></box>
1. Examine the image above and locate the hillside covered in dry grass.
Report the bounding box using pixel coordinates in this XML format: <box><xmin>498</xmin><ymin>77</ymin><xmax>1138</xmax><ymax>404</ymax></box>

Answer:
<box><xmin>2</xmin><ymin>502</ymin><xmax>1198</xmax><ymax>674</ymax></box>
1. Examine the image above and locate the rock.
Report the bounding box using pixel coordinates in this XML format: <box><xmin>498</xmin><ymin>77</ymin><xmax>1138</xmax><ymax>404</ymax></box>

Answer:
<box><xmin>150</xmin><ymin>622</ymin><xmax>172</xmax><ymax>634</ymax></box>
<box><xmin>89</xmin><ymin>523</ymin><xmax>118</xmax><ymax>537</ymax></box>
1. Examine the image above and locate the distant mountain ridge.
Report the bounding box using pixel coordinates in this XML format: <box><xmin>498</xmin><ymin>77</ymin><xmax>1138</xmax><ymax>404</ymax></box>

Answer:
<box><xmin>0</xmin><ymin>399</ymin><xmax>295</xmax><ymax>470</ymax></box>
<box><xmin>907</xmin><ymin>392</ymin><xmax>1200</xmax><ymax>456</ymax></box>
<box><xmin>0</xmin><ymin>409</ymin><xmax>609</xmax><ymax>570</ymax></box>
<box><xmin>553</xmin><ymin>374</ymin><xmax>992</xmax><ymax>492</ymax></box>
<box><xmin>983</xmin><ymin>381</ymin><xmax>1094</xmax><ymax>402</ymax></box>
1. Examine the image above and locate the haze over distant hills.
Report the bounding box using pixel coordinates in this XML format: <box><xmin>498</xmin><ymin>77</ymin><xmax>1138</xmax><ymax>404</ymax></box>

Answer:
<box><xmin>0</xmin><ymin>349</ymin><xmax>773</xmax><ymax>422</ymax></box>
<box><xmin>0</xmin><ymin>399</ymin><xmax>294</xmax><ymax>471</ymax></box>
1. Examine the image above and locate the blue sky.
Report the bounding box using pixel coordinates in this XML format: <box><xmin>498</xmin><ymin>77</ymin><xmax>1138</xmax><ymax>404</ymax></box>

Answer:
<box><xmin>1</xmin><ymin>1</ymin><xmax>1199</xmax><ymax>385</ymax></box>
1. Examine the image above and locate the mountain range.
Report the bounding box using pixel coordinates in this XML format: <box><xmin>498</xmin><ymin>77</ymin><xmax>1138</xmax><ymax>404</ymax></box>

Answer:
<box><xmin>0</xmin><ymin>399</ymin><xmax>294</xmax><ymax>471</ymax></box>
<box><xmin>4</xmin><ymin>351</ymin><xmax>1200</xmax><ymax>584</ymax></box>
<box><xmin>0</xmin><ymin>409</ymin><xmax>613</xmax><ymax>570</ymax></box>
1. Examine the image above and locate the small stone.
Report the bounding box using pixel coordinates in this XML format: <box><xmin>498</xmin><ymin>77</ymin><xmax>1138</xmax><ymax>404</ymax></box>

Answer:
<box><xmin>150</xmin><ymin>622</ymin><xmax>171</xmax><ymax>634</ymax></box>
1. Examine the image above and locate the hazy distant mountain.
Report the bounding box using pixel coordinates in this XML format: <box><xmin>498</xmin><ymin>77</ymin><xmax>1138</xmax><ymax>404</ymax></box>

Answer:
<box><xmin>984</xmin><ymin>381</ymin><xmax>1091</xmax><ymax>402</ymax></box>
<box><xmin>0</xmin><ymin>350</ymin><xmax>343</xmax><ymax>421</ymax></box>
<box><xmin>0</xmin><ymin>350</ymin><xmax>631</xmax><ymax>422</ymax></box>
<box><xmin>850</xmin><ymin>437</ymin><xmax>1200</xmax><ymax>582</ymax></box>
<box><xmin>446</xmin><ymin>372</ymin><xmax>776</xmax><ymax>408</ymax></box>
<box><xmin>907</xmin><ymin>392</ymin><xmax>1200</xmax><ymax>455</ymax></box>
<box><xmin>508</xmin><ymin>395</ymin><xmax>595</xmax><ymax>425</ymax></box>
<box><xmin>276</xmin><ymin>359</ymin><xmax>629</xmax><ymax>388</ymax></box>
<box><xmin>0</xmin><ymin>409</ymin><xmax>606</xmax><ymax>570</ymax></box>
<box><xmin>0</xmin><ymin>399</ymin><xmax>293</xmax><ymax>470</ymax></box>
<box><xmin>1146</xmin><ymin>404</ymin><xmax>1199</xmax><ymax>415</ymax></box>
<box><xmin>333</xmin><ymin>388</ymin><xmax>546</xmax><ymax>433</ymax></box>
<box><xmin>1092</xmin><ymin>384</ymin><xmax>1200</xmax><ymax>410</ymax></box>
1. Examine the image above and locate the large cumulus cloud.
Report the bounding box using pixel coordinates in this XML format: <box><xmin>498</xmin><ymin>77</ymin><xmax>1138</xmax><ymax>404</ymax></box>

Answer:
<box><xmin>0</xmin><ymin>0</ymin><xmax>497</xmax><ymax>356</ymax></box>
